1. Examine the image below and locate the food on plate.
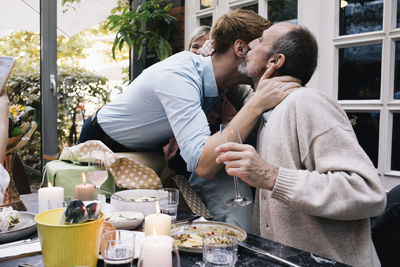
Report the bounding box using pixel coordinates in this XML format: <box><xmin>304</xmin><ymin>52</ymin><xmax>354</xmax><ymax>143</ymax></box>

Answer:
<box><xmin>0</xmin><ymin>207</ymin><xmax>20</xmax><ymax>232</ymax></box>
<box><xmin>107</xmin><ymin>212</ymin><xmax>139</xmax><ymax>221</ymax></box>
<box><xmin>174</xmin><ymin>225</ymin><xmax>239</xmax><ymax>248</ymax></box>
<box><xmin>105</xmin><ymin>211</ymin><xmax>144</xmax><ymax>230</ymax></box>
<box><xmin>126</xmin><ymin>196</ymin><xmax>157</xmax><ymax>202</ymax></box>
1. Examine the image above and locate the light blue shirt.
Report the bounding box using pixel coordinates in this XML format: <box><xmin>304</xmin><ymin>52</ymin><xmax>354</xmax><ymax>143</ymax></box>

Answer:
<box><xmin>97</xmin><ymin>51</ymin><xmax>223</xmax><ymax>172</ymax></box>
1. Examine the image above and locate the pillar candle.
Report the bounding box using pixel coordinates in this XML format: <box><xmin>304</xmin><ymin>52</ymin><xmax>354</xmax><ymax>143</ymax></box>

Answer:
<box><xmin>75</xmin><ymin>172</ymin><xmax>95</xmax><ymax>201</ymax></box>
<box><xmin>75</xmin><ymin>183</ymin><xmax>95</xmax><ymax>201</ymax></box>
<box><xmin>140</xmin><ymin>235</ymin><xmax>173</xmax><ymax>267</ymax></box>
<box><xmin>38</xmin><ymin>184</ymin><xmax>64</xmax><ymax>213</ymax></box>
<box><xmin>144</xmin><ymin>213</ymin><xmax>171</xmax><ymax>236</ymax></box>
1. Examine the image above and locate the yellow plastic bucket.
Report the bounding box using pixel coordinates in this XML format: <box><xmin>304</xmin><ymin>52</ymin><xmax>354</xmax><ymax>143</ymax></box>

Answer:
<box><xmin>35</xmin><ymin>208</ymin><xmax>104</xmax><ymax>267</ymax></box>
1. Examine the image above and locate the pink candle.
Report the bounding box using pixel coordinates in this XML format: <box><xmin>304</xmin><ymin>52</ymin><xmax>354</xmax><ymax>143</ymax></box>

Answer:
<box><xmin>75</xmin><ymin>173</ymin><xmax>95</xmax><ymax>201</ymax></box>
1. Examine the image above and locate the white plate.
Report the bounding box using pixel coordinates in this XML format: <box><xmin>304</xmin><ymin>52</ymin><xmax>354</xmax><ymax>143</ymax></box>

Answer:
<box><xmin>171</xmin><ymin>221</ymin><xmax>247</xmax><ymax>254</ymax></box>
<box><xmin>0</xmin><ymin>212</ymin><xmax>37</xmax><ymax>244</ymax></box>
<box><xmin>111</xmin><ymin>189</ymin><xmax>159</xmax><ymax>216</ymax></box>
<box><xmin>106</xmin><ymin>211</ymin><xmax>144</xmax><ymax>230</ymax></box>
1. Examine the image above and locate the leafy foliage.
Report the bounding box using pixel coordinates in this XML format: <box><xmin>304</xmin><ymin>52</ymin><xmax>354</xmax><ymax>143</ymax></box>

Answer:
<box><xmin>5</xmin><ymin>67</ymin><xmax>110</xmax><ymax>170</ymax></box>
<box><xmin>104</xmin><ymin>0</ymin><xmax>177</xmax><ymax>61</ymax></box>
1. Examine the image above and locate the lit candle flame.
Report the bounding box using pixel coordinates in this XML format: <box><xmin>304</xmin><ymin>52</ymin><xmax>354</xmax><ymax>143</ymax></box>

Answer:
<box><xmin>82</xmin><ymin>172</ymin><xmax>87</xmax><ymax>186</ymax></box>
<box><xmin>155</xmin><ymin>201</ymin><xmax>160</xmax><ymax>214</ymax></box>
<box><xmin>48</xmin><ymin>182</ymin><xmax>53</xmax><ymax>188</ymax></box>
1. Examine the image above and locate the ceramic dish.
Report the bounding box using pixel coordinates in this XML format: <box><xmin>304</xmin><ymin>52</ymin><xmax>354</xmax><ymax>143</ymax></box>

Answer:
<box><xmin>0</xmin><ymin>212</ymin><xmax>37</xmax><ymax>244</ymax></box>
<box><xmin>106</xmin><ymin>211</ymin><xmax>144</xmax><ymax>230</ymax></box>
<box><xmin>171</xmin><ymin>221</ymin><xmax>247</xmax><ymax>253</ymax></box>
<box><xmin>110</xmin><ymin>189</ymin><xmax>160</xmax><ymax>215</ymax></box>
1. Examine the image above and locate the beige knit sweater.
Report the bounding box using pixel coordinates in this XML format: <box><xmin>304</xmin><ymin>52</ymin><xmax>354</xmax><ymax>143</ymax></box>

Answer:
<box><xmin>253</xmin><ymin>88</ymin><xmax>386</xmax><ymax>267</ymax></box>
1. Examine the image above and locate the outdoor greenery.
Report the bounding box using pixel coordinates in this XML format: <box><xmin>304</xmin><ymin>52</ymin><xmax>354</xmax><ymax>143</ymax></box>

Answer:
<box><xmin>105</xmin><ymin>0</ymin><xmax>177</xmax><ymax>61</ymax></box>
<box><xmin>4</xmin><ymin>66</ymin><xmax>110</xmax><ymax>171</ymax></box>
<box><xmin>0</xmin><ymin>26</ymin><xmax>116</xmax><ymax>173</ymax></box>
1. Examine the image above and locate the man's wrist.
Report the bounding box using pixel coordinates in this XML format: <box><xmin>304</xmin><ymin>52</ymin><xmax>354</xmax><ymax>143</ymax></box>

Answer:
<box><xmin>261</xmin><ymin>164</ymin><xmax>278</xmax><ymax>190</ymax></box>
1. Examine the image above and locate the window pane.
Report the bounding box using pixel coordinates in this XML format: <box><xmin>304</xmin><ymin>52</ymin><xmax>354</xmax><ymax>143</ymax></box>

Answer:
<box><xmin>338</xmin><ymin>44</ymin><xmax>381</xmax><ymax>100</ymax></box>
<box><xmin>201</xmin><ymin>0</ymin><xmax>213</xmax><ymax>9</ymax></box>
<box><xmin>339</xmin><ymin>0</ymin><xmax>383</xmax><ymax>36</ymax></box>
<box><xmin>199</xmin><ymin>16</ymin><xmax>212</xmax><ymax>27</ymax></box>
<box><xmin>347</xmin><ymin>112</ymin><xmax>380</xmax><ymax>167</ymax></box>
<box><xmin>241</xmin><ymin>4</ymin><xmax>258</xmax><ymax>13</ymax></box>
<box><xmin>268</xmin><ymin>0</ymin><xmax>297</xmax><ymax>24</ymax></box>
<box><xmin>394</xmin><ymin>41</ymin><xmax>400</xmax><ymax>99</ymax></box>
<box><xmin>392</xmin><ymin>113</ymin><xmax>400</xmax><ymax>170</ymax></box>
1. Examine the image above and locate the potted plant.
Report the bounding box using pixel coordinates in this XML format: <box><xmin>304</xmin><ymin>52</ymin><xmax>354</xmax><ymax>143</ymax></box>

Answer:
<box><xmin>105</xmin><ymin>0</ymin><xmax>177</xmax><ymax>62</ymax></box>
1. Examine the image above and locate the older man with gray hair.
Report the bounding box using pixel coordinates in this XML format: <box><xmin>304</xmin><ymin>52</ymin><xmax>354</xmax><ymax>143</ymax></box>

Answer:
<box><xmin>216</xmin><ymin>23</ymin><xmax>386</xmax><ymax>266</ymax></box>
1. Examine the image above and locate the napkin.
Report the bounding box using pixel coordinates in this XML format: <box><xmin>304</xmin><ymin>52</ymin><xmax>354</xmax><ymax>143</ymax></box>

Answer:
<box><xmin>0</xmin><ymin>240</ymin><xmax>41</xmax><ymax>259</ymax></box>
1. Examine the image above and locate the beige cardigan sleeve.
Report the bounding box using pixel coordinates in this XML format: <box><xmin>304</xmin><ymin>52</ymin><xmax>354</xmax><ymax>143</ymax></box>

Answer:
<box><xmin>270</xmin><ymin>91</ymin><xmax>386</xmax><ymax>221</ymax></box>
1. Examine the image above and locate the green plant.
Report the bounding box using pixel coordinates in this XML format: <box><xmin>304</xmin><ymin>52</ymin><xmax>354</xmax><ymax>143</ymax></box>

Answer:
<box><xmin>6</xmin><ymin>66</ymin><xmax>111</xmax><ymax>171</ymax></box>
<box><xmin>105</xmin><ymin>0</ymin><xmax>177</xmax><ymax>61</ymax></box>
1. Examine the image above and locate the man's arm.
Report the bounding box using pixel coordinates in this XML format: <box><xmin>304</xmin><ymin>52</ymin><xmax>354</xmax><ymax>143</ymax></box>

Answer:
<box><xmin>216</xmin><ymin>130</ymin><xmax>386</xmax><ymax>220</ymax></box>
<box><xmin>196</xmin><ymin>69</ymin><xmax>300</xmax><ymax>179</ymax></box>
<box><xmin>0</xmin><ymin>91</ymin><xmax>9</xmax><ymax>164</ymax></box>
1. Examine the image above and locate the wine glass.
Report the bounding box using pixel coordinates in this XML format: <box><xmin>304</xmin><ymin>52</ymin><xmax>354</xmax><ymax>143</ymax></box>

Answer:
<box><xmin>87</xmin><ymin>147</ymin><xmax>109</xmax><ymax>199</ymax></box>
<box><xmin>220</xmin><ymin>123</ymin><xmax>252</xmax><ymax>207</ymax></box>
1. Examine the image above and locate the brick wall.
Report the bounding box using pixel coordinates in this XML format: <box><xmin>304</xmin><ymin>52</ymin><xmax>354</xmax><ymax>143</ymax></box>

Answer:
<box><xmin>168</xmin><ymin>0</ymin><xmax>185</xmax><ymax>54</ymax></box>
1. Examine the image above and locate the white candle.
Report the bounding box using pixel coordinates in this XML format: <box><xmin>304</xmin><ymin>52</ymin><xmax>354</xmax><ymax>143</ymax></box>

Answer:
<box><xmin>140</xmin><ymin>235</ymin><xmax>173</xmax><ymax>267</ymax></box>
<box><xmin>144</xmin><ymin>202</ymin><xmax>171</xmax><ymax>236</ymax></box>
<box><xmin>75</xmin><ymin>173</ymin><xmax>95</xmax><ymax>201</ymax></box>
<box><xmin>38</xmin><ymin>183</ymin><xmax>64</xmax><ymax>213</ymax></box>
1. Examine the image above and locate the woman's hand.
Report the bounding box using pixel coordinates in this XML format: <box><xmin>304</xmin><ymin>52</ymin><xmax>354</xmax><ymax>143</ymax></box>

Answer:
<box><xmin>198</xmin><ymin>39</ymin><xmax>215</xmax><ymax>57</ymax></box>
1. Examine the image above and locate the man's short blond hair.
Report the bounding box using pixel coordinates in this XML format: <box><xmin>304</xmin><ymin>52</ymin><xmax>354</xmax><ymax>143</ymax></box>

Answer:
<box><xmin>211</xmin><ymin>9</ymin><xmax>272</xmax><ymax>54</ymax></box>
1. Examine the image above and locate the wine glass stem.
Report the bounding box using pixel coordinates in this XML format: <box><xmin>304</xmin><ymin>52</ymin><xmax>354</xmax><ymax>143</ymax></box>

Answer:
<box><xmin>233</xmin><ymin>176</ymin><xmax>241</xmax><ymax>199</ymax></box>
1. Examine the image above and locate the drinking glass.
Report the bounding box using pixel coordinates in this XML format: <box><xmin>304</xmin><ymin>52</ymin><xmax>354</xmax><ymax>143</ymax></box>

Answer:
<box><xmin>87</xmin><ymin>147</ymin><xmax>109</xmax><ymax>200</ymax></box>
<box><xmin>137</xmin><ymin>235</ymin><xmax>181</xmax><ymax>267</ymax></box>
<box><xmin>100</xmin><ymin>230</ymin><xmax>135</xmax><ymax>267</ymax></box>
<box><xmin>203</xmin><ymin>235</ymin><xmax>238</xmax><ymax>267</ymax></box>
<box><xmin>220</xmin><ymin>123</ymin><xmax>252</xmax><ymax>207</ymax></box>
<box><xmin>157</xmin><ymin>188</ymin><xmax>179</xmax><ymax>220</ymax></box>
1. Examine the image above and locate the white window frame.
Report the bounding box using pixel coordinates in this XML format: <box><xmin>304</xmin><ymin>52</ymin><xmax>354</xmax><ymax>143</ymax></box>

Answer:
<box><xmin>185</xmin><ymin>0</ymin><xmax>400</xmax><ymax>189</ymax></box>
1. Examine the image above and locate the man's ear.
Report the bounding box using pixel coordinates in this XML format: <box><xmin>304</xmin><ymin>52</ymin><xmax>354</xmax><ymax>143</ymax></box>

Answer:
<box><xmin>266</xmin><ymin>54</ymin><xmax>285</xmax><ymax>70</ymax></box>
<box><xmin>234</xmin><ymin>39</ymin><xmax>249</xmax><ymax>58</ymax></box>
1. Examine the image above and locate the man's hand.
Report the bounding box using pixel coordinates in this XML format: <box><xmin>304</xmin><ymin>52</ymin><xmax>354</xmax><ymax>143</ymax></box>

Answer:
<box><xmin>198</xmin><ymin>39</ymin><xmax>215</xmax><ymax>57</ymax></box>
<box><xmin>250</xmin><ymin>64</ymin><xmax>302</xmax><ymax>114</ymax></box>
<box><xmin>215</xmin><ymin>142</ymin><xmax>278</xmax><ymax>190</ymax></box>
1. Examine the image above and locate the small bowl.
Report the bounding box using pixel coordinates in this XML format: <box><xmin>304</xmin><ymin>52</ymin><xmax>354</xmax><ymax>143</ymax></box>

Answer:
<box><xmin>110</xmin><ymin>189</ymin><xmax>159</xmax><ymax>215</ymax></box>
<box><xmin>106</xmin><ymin>211</ymin><xmax>144</xmax><ymax>230</ymax></box>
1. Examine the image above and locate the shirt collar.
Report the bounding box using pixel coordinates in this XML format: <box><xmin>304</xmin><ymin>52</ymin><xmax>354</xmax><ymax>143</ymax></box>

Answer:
<box><xmin>202</xmin><ymin>56</ymin><xmax>219</xmax><ymax>97</ymax></box>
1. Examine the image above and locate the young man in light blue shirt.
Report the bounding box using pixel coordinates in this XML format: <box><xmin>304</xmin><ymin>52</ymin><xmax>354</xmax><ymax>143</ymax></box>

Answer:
<box><xmin>79</xmin><ymin>9</ymin><xmax>300</xmax><ymax>229</ymax></box>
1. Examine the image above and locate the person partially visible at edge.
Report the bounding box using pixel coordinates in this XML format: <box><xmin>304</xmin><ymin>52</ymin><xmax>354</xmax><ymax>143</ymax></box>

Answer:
<box><xmin>188</xmin><ymin>26</ymin><xmax>211</xmax><ymax>54</ymax></box>
<box><xmin>215</xmin><ymin>23</ymin><xmax>386</xmax><ymax>266</ymax></box>
<box><xmin>78</xmin><ymin>9</ymin><xmax>301</xmax><ymax>228</ymax></box>
<box><xmin>0</xmin><ymin>91</ymin><xmax>10</xmax><ymax>202</ymax></box>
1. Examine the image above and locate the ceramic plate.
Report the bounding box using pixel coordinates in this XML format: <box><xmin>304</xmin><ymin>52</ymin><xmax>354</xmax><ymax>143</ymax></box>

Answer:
<box><xmin>106</xmin><ymin>211</ymin><xmax>144</xmax><ymax>230</ymax></box>
<box><xmin>171</xmin><ymin>221</ymin><xmax>247</xmax><ymax>253</ymax></box>
<box><xmin>0</xmin><ymin>212</ymin><xmax>37</xmax><ymax>244</ymax></box>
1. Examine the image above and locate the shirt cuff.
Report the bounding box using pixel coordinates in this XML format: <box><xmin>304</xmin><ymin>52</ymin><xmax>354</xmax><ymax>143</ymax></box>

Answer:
<box><xmin>271</xmin><ymin>167</ymin><xmax>298</xmax><ymax>205</ymax></box>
